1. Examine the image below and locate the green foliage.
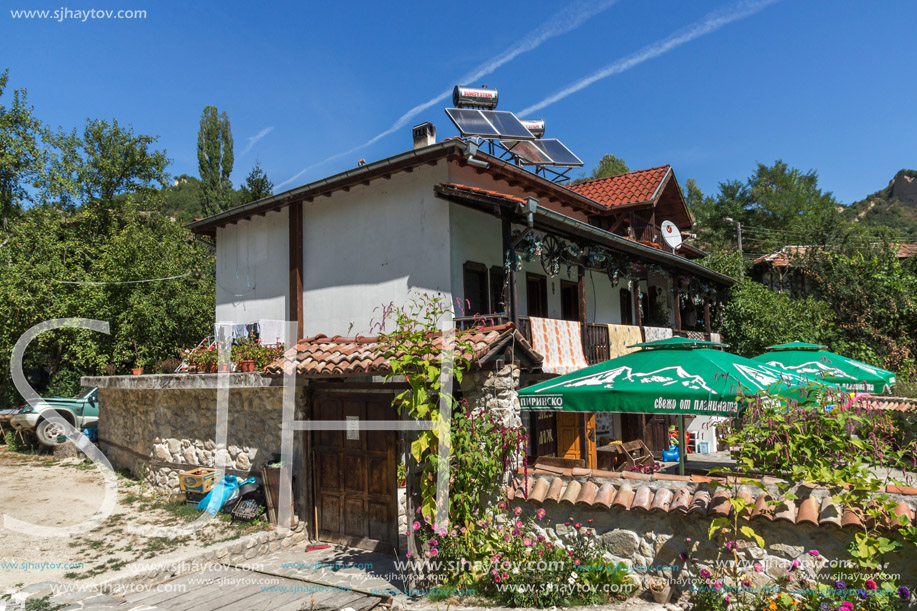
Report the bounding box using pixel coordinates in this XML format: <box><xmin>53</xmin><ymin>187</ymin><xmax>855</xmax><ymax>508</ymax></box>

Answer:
<box><xmin>720</xmin><ymin>279</ymin><xmax>836</xmax><ymax>357</ymax></box>
<box><xmin>412</xmin><ymin>505</ymin><xmax>630</xmax><ymax>607</ymax></box>
<box><xmin>378</xmin><ymin>293</ymin><xmax>525</xmax><ymax>524</ymax></box>
<box><xmin>0</xmin><ymin>199</ymin><xmax>214</xmax><ymax>404</ymax></box>
<box><xmin>690</xmin><ymin>160</ymin><xmax>844</xmax><ymax>253</ymax></box>
<box><xmin>801</xmin><ymin>245</ymin><xmax>917</xmax><ymax>371</ymax></box>
<box><xmin>230</xmin><ymin>336</ymin><xmax>284</xmax><ymax>368</ymax></box>
<box><xmin>197</xmin><ymin>105</ymin><xmax>234</xmax><ymax>215</ymax></box>
<box><xmin>703</xmin><ymin>250</ymin><xmax>748</xmax><ymax>279</ymax></box>
<box><xmin>238</xmin><ymin>161</ymin><xmax>273</xmax><ymax>204</ymax></box>
<box><xmin>4</xmin><ymin>429</ymin><xmax>22</xmax><ymax>452</ymax></box>
<box><xmin>46</xmin><ymin>368</ymin><xmax>84</xmax><ymax>398</ymax></box>
<box><xmin>0</xmin><ymin>68</ymin><xmax>51</xmax><ymax>232</ymax></box>
<box><xmin>576</xmin><ymin>153</ymin><xmax>629</xmax><ymax>182</ymax></box>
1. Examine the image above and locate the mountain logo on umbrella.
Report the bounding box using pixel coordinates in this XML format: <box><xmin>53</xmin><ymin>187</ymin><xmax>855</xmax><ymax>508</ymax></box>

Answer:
<box><xmin>762</xmin><ymin>360</ymin><xmax>856</xmax><ymax>381</ymax></box>
<box><xmin>551</xmin><ymin>365</ymin><xmax>716</xmax><ymax>393</ymax></box>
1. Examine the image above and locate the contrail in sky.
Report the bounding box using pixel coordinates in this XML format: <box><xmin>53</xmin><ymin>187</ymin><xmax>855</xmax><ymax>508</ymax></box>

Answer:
<box><xmin>241</xmin><ymin>126</ymin><xmax>274</xmax><ymax>156</ymax></box>
<box><xmin>519</xmin><ymin>0</ymin><xmax>780</xmax><ymax>116</ymax></box>
<box><xmin>276</xmin><ymin>0</ymin><xmax>619</xmax><ymax>189</ymax></box>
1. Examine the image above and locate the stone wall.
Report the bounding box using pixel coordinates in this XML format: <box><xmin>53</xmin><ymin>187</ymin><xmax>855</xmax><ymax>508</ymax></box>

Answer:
<box><xmin>83</xmin><ymin>374</ymin><xmax>297</xmax><ymax>491</ymax></box>
<box><xmin>509</xmin><ymin>477</ymin><xmax>917</xmax><ymax>598</ymax></box>
<box><xmin>460</xmin><ymin>364</ymin><xmax>521</xmax><ymax>428</ymax></box>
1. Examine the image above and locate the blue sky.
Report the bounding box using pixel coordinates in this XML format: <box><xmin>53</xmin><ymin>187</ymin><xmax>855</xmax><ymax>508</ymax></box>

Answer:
<box><xmin>3</xmin><ymin>0</ymin><xmax>915</xmax><ymax>204</ymax></box>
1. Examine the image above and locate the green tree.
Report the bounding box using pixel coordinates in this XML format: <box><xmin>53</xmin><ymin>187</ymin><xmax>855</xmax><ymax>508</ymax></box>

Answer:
<box><xmin>587</xmin><ymin>153</ymin><xmax>629</xmax><ymax>180</ymax></box>
<box><xmin>238</xmin><ymin>161</ymin><xmax>273</xmax><ymax>203</ymax></box>
<box><xmin>720</xmin><ymin>279</ymin><xmax>837</xmax><ymax>358</ymax></box>
<box><xmin>197</xmin><ymin>105</ymin><xmax>234</xmax><ymax>215</ymax></box>
<box><xmin>690</xmin><ymin>160</ymin><xmax>846</xmax><ymax>255</ymax></box>
<box><xmin>0</xmin><ymin>69</ymin><xmax>48</xmax><ymax>232</ymax></box>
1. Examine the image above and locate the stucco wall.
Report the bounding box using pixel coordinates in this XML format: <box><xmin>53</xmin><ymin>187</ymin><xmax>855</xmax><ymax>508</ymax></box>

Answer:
<box><xmin>301</xmin><ymin>162</ymin><xmax>452</xmax><ymax>337</ymax></box>
<box><xmin>215</xmin><ymin>208</ymin><xmax>289</xmax><ymax>326</ymax></box>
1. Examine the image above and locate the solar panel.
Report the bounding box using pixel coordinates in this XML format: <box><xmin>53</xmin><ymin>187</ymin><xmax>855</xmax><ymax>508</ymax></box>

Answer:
<box><xmin>501</xmin><ymin>140</ymin><xmax>552</xmax><ymax>165</ymax></box>
<box><xmin>484</xmin><ymin>111</ymin><xmax>536</xmax><ymax>139</ymax></box>
<box><xmin>537</xmin><ymin>139</ymin><xmax>584</xmax><ymax>167</ymax></box>
<box><xmin>501</xmin><ymin>138</ymin><xmax>584</xmax><ymax>167</ymax></box>
<box><xmin>445</xmin><ymin>108</ymin><xmax>534</xmax><ymax>140</ymax></box>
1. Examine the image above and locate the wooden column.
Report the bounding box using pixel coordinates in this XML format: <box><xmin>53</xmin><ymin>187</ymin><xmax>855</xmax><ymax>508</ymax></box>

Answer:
<box><xmin>288</xmin><ymin>203</ymin><xmax>304</xmax><ymax>341</ymax></box>
<box><xmin>502</xmin><ymin>217</ymin><xmax>518</xmax><ymax>327</ymax></box>
<box><xmin>703</xmin><ymin>298</ymin><xmax>711</xmax><ymax>334</ymax></box>
<box><xmin>633</xmin><ymin>282</ymin><xmax>643</xmax><ymax>327</ymax></box>
<box><xmin>674</xmin><ymin>284</ymin><xmax>682</xmax><ymax>331</ymax></box>
<box><xmin>577</xmin><ymin>265</ymin><xmax>588</xmax><ymax>352</ymax></box>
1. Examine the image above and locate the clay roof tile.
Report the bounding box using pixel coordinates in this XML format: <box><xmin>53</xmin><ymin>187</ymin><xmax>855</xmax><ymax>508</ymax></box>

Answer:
<box><xmin>594</xmin><ymin>483</ymin><xmax>617</xmax><ymax>508</ymax></box>
<box><xmin>670</xmin><ymin>488</ymin><xmax>692</xmax><ymax>513</ymax></box>
<box><xmin>796</xmin><ymin>496</ymin><xmax>820</xmax><ymax>527</ymax></box>
<box><xmin>632</xmin><ymin>485</ymin><xmax>654</xmax><ymax>511</ymax></box>
<box><xmin>528</xmin><ymin>478</ymin><xmax>551</xmax><ymax>504</ymax></box>
<box><xmin>560</xmin><ymin>480</ymin><xmax>583</xmax><ymax>505</ymax></box>
<box><xmin>612</xmin><ymin>484</ymin><xmax>635</xmax><ymax>510</ymax></box>
<box><xmin>545</xmin><ymin>478</ymin><xmax>565</xmax><ymax>504</ymax></box>
<box><xmin>576</xmin><ymin>481</ymin><xmax>599</xmax><ymax>507</ymax></box>
<box><xmin>650</xmin><ymin>487</ymin><xmax>674</xmax><ymax>513</ymax></box>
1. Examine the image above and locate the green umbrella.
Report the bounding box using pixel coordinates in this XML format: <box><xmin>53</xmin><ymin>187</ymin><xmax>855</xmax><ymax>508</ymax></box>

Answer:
<box><xmin>751</xmin><ymin>341</ymin><xmax>896</xmax><ymax>393</ymax></box>
<box><xmin>519</xmin><ymin>337</ymin><xmax>826</xmax><ymax>417</ymax></box>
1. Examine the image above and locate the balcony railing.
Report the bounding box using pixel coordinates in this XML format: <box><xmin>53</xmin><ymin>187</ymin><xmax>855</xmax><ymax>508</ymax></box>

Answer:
<box><xmin>455</xmin><ymin>314</ymin><xmax>713</xmax><ymax>368</ymax></box>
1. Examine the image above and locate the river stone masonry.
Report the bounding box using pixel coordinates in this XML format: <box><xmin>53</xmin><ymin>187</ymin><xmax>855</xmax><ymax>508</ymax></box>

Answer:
<box><xmin>82</xmin><ymin>374</ymin><xmax>298</xmax><ymax>491</ymax></box>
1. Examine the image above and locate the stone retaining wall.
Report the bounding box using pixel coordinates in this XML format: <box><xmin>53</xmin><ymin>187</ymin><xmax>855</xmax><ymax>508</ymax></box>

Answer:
<box><xmin>83</xmin><ymin>374</ymin><xmax>297</xmax><ymax>491</ymax></box>
<box><xmin>510</xmin><ymin>481</ymin><xmax>917</xmax><ymax>597</ymax></box>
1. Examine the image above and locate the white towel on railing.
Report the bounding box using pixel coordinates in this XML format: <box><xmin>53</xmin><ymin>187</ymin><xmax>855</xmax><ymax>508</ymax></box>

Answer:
<box><xmin>528</xmin><ymin>317</ymin><xmax>588</xmax><ymax>375</ymax></box>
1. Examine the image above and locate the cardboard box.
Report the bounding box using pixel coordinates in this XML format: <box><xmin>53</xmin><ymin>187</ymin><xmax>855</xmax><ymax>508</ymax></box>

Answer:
<box><xmin>179</xmin><ymin>468</ymin><xmax>215</xmax><ymax>494</ymax></box>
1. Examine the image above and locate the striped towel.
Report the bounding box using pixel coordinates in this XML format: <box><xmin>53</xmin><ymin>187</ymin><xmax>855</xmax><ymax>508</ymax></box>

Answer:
<box><xmin>643</xmin><ymin>326</ymin><xmax>673</xmax><ymax>343</ymax></box>
<box><xmin>529</xmin><ymin>317</ymin><xmax>588</xmax><ymax>375</ymax></box>
<box><xmin>607</xmin><ymin>324</ymin><xmax>643</xmax><ymax>359</ymax></box>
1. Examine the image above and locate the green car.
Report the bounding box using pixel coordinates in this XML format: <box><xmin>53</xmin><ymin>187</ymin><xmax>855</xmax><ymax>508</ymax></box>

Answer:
<box><xmin>9</xmin><ymin>387</ymin><xmax>99</xmax><ymax>447</ymax></box>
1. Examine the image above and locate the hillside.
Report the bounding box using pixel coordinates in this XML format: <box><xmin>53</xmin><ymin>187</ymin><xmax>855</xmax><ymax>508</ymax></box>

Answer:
<box><xmin>844</xmin><ymin>169</ymin><xmax>917</xmax><ymax>238</ymax></box>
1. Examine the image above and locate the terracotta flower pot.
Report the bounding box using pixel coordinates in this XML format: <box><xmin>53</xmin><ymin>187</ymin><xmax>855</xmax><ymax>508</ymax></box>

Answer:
<box><xmin>650</xmin><ymin>585</ymin><xmax>672</xmax><ymax>604</ymax></box>
<box><xmin>239</xmin><ymin>360</ymin><xmax>256</xmax><ymax>373</ymax></box>
<box><xmin>218</xmin><ymin>362</ymin><xmax>231</xmax><ymax>373</ymax></box>
<box><xmin>131</xmin><ymin>367</ymin><xmax>143</xmax><ymax>376</ymax></box>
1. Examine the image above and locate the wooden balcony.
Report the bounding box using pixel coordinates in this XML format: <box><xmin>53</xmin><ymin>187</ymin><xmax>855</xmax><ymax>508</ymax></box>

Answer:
<box><xmin>455</xmin><ymin>315</ymin><xmax>613</xmax><ymax>366</ymax></box>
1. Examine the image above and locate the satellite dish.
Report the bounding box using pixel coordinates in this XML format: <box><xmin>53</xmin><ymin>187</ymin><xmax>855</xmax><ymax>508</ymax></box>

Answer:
<box><xmin>661</xmin><ymin>220</ymin><xmax>683</xmax><ymax>250</ymax></box>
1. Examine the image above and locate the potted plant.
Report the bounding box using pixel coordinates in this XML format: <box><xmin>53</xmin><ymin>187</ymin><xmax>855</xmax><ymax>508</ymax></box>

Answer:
<box><xmin>647</xmin><ymin>577</ymin><xmax>672</xmax><ymax>604</ymax></box>
<box><xmin>131</xmin><ymin>365</ymin><xmax>143</xmax><ymax>376</ymax></box>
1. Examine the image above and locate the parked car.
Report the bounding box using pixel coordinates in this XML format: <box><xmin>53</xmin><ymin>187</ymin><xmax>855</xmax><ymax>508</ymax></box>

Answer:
<box><xmin>9</xmin><ymin>387</ymin><xmax>99</xmax><ymax>447</ymax></box>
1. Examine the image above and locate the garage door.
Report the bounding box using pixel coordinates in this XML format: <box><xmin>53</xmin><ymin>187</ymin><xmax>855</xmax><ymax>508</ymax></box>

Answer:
<box><xmin>313</xmin><ymin>394</ymin><xmax>397</xmax><ymax>553</ymax></box>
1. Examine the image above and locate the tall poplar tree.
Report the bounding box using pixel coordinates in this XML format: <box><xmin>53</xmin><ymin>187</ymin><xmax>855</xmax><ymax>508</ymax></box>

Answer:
<box><xmin>196</xmin><ymin>105</ymin><xmax>234</xmax><ymax>216</ymax></box>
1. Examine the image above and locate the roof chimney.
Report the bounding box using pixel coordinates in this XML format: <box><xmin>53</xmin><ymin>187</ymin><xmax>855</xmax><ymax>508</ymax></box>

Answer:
<box><xmin>412</xmin><ymin>122</ymin><xmax>436</xmax><ymax>150</ymax></box>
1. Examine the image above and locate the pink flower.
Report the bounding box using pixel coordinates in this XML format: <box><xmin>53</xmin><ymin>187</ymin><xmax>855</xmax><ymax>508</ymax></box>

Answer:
<box><xmin>513</xmin><ymin>506</ymin><xmax>522</xmax><ymax>516</ymax></box>
<box><xmin>412</xmin><ymin>521</ymin><xmax>421</xmax><ymax>531</ymax></box>
<box><xmin>497</xmin><ymin>501</ymin><xmax>507</xmax><ymax>510</ymax></box>
<box><xmin>523</xmin><ymin>538</ymin><xmax>532</xmax><ymax>546</ymax></box>
<box><xmin>574</xmin><ymin>522</ymin><xmax>582</xmax><ymax>529</ymax></box>
<box><xmin>538</xmin><ymin>550</ymin><xmax>544</xmax><ymax>556</ymax></box>
<box><xmin>515</xmin><ymin>520</ymin><xmax>523</xmax><ymax>528</ymax></box>
<box><xmin>536</xmin><ymin>508</ymin><xmax>546</xmax><ymax>520</ymax></box>
<box><xmin>809</xmin><ymin>549</ymin><xmax>820</xmax><ymax>556</ymax></box>
<box><xmin>754</xmin><ymin>563</ymin><xmax>762</xmax><ymax>572</ymax></box>
<box><xmin>430</xmin><ymin>548</ymin><xmax>439</xmax><ymax>557</ymax></box>
<box><xmin>865</xmin><ymin>580</ymin><xmax>877</xmax><ymax>590</ymax></box>
<box><xmin>406</xmin><ymin>551</ymin><xmax>411</xmax><ymax>558</ymax></box>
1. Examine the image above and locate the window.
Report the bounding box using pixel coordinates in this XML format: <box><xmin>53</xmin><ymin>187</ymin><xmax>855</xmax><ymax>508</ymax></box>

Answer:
<box><xmin>560</xmin><ymin>280</ymin><xmax>579</xmax><ymax>322</ymax></box>
<box><xmin>462</xmin><ymin>262</ymin><xmax>489</xmax><ymax>316</ymax></box>
<box><xmin>620</xmin><ymin>288</ymin><xmax>633</xmax><ymax>325</ymax></box>
<box><xmin>526</xmin><ymin>273</ymin><xmax>548</xmax><ymax>318</ymax></box>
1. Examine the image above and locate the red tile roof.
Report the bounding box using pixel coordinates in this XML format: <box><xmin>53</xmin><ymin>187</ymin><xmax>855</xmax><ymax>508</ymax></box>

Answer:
<box><xmin>756</xmin><ymin>244</ymin><xmax>917</xmax><ymax>267</ymax></box>
<box><xmin>898</xmin><ymin>243</ymin><xmax>917</xmax><ymax>258</ymax></box>
<box><xmin>855</xmin><ymin>396</ymin><xmax>917</xmax><ymax>413</ymax></box>
<box><xmin>439</xmin><ymin>182</ymin><xmax>526</xmax><ymax>205</ymax></box>
<box><xmin>566</xmin><ymin>166</ymin><xmax>671</xmax><ymax>208</ymax></box>
<box><xmin>264</xmin><ymin>322</ymin><xmax>541</xmax><ymax>377</ymax></box>
<box><xmin>507</xmin><ymin>467</ymin><xmax>916</xmax><ymax>529</ymax></box>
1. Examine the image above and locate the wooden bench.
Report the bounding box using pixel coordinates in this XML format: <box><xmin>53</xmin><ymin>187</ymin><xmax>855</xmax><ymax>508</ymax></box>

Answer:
<box><xmin>596</xmin><ymin>440</ymin><xmax>655</xmax><ymax>471</ymax></box>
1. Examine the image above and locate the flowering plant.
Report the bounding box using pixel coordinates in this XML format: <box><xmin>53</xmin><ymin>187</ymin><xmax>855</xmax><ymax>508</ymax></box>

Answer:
<box><xmin>231</xmin><ymin>336</ymin><xmax>284</xmax><ymax>368</ymax></box>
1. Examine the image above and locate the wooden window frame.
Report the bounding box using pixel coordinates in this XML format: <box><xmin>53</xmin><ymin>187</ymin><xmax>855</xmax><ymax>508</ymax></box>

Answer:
<box><xmin>462</xmin><ymin>261</ymin><xmax>490</xmax><ymax>316</ymax></box>
<box><xmin>526</xmin><ymin>272</ymin><xmax>548</xmax><ymax>318</ymax></box>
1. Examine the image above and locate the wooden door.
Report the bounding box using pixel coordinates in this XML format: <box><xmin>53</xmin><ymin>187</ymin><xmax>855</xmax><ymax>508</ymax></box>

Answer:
<box><xmin>584</xmin><ymin>413</ymin><xmax>597</xmax><ymax>469</ymax></box>
<box><xmin>313</xmin><ymin>394</ymin><xmax>397</xmax><ymax>552</ymax></box>
<box><xmin>644</xmin><ymin>414</ymin><xmax>670</xmax><ymax>456</ymax></box>
<box><xmin>556</xmin><ymin>413</ymin><xmax>581</xmax><ymax>461</ymax></box>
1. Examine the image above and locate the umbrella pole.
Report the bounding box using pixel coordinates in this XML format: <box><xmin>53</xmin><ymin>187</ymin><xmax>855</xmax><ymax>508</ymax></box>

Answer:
<box><xmin>678</xmin><ymin>415</ymin><xmax>686</xmax><ymax>476</ymax></box>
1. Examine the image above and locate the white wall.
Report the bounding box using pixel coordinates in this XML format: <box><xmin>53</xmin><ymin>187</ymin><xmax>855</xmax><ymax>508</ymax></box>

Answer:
<box><xmin>301</xmin><ymin>162</ymin><xmax>452</xmax><ymax>337</ymax></box>
<box><xmin>215</xmin><ymin>209</ymin><xmax>289</xmax><ymax>326</ymax></box>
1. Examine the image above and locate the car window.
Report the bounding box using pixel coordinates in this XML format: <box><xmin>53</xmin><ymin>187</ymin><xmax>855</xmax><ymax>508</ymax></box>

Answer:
<box><xmin>73</xmin><ymin>388</ymin><xmax>96</xmax><ymax>400</ymax></box>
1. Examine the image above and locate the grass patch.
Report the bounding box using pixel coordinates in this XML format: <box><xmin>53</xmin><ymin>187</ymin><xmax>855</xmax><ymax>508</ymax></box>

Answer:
<box><xmin>24</xmin><ymin>595</ymin><xmax>65</xmax><ymax>611</ymax></box>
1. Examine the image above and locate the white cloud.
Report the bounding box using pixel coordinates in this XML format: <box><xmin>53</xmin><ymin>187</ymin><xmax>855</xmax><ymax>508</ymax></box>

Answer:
<box><xmin>241</xmin><ymin>126</ymin><xmax>275</xmax><ymax>156</ymax></box>
<box><xmin>519</xmin><ymin>0</ymin><xmax>781</xmax><ymax>116</ymax></box>
<box><xmin>276</xmin><ymin>0</ymin><xmax>619</xmax><ymax>189</ymax></box>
